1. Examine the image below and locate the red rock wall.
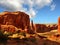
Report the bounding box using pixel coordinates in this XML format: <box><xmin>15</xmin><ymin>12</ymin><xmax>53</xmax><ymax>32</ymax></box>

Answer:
<box><xmin>35</xmin><ymin>24</ymin><xmax>48</xmax><ymax>33</ymax></box>
<box><xmin>0</xmin><ymin>11</ymin><xmax>30</xmax><ymax>30</ymax></box>
<box><xmin>35</xmin><ymin>24</ymin><xmax>57</xmax><ymax>33</ymax></box>
<box><xmin>58</xmin><ymin>17</ymin><xmax>60</xmax><ymax>33</ymax></box>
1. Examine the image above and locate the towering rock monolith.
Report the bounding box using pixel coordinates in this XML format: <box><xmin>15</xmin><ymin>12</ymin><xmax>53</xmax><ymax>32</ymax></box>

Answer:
<box><xmin>31</xmin><ymin>20</ymin><xmax>35</xmax><ymax>30</ymax></box>
<box><xmin>58</xmin><ymin>17</ymin><xmax>60</xmax><ymax>33</ymax></box>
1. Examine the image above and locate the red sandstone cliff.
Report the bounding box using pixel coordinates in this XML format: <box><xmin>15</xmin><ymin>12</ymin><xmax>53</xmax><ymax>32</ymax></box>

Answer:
<box><xmin>0</xmin><ymin>11</ymin><xmax>30</xmax><ymax>30</ymax></box>
<box><xmin>35</xmin><ymin>24</ymin><xmax>57</xmax><ymax>33</ymax></box>
<box><xmin>58</xmin><ymin>17</ymin><xmax>60</xmax><ymax>33</ymax></box>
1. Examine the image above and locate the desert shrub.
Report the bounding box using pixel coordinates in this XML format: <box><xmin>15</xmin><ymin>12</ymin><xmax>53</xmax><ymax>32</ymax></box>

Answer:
<box><xmin>0</xmin><ymin>30</ymin><xmax>8</xmax><ymax>43</ymax></box>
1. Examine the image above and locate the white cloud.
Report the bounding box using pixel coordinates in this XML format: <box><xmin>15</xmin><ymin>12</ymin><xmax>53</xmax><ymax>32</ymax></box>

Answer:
<box><xmin>0</xmin><ymin>0</ymin><xmax>54</xmax><ymax>18</ymax></box>
<box><xmin>50</xmin><ymin>4</ymin><xmax>56</xmax><ymax>11</ymax></box>
<box><xmin>28</xmin><ymin>8</ymin><xmax>36</xmax><ymax>18</ymax></box>
<box><xmin>34</xmin><ymin>0</ymin><xmax>53</xmax><ymax>8</ymax></box>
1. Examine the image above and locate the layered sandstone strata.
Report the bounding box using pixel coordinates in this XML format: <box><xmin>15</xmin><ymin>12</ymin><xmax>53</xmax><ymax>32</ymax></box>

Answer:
<box><xmin>0</xmin><ymin>11</ymin><xmax>30</xmax><ymax>30</ymax></box>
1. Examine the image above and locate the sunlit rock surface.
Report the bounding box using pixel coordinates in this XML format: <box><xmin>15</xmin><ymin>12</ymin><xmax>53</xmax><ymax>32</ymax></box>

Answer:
<box><xmin>35</xmin><ymin>24</ymin><xmax>57</xmax><ymax>33</ymax></box>
<box><xmin>0</xmin><ymin>11</ymin><xmax>30</xmax><ymax>30</ymax></box>
<box><xmin>58</xmin><ymin>17</ymin><xmax>60</xmax><ymax>33</ymax></box>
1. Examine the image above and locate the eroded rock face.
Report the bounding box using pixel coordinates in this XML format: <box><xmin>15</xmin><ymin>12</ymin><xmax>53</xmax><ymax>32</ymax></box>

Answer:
<box><xmin>35</xmin><ymin>24</ymin><xmax>49</xmax><ymax>33</ymax></box>
<box><xmin>58</xmin><ymin>17</ymin><xmax>60</xmax><ymax>33</ymax></box>
<box><xmin>35</xmin><ymin>24</ymin><xmax>57</xmax><ymax>33</ymax></box>
<box><xmin>0</xmin><ymin>11</ymin><xmax>30</xmax><ymax>30</ymax></box>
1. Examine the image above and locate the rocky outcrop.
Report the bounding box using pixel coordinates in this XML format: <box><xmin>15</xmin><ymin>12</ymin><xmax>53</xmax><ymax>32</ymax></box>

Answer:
<box><xmin>35</xmin><ymin>24</ymin><xmax>49</xmax><ymax>33</ymax></box>
<box><xmin>35</xmin><ymin>24</ymin><xmax>57</xmax><ymax>33</ymax></box>
<box><xmin>0</xmin><ymin>11</ymin><xmax>30</xmax><ymax>30</ymax></box>
<box><xmin>58</xmin><ymin>17</ymin><xmax>60</xmax><ymax>33</ymax></box>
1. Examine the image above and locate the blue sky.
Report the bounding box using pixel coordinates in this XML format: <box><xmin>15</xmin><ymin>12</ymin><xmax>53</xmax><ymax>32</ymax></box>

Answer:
<box><xmin>0</xmin><ymin>0</ymin><xmax>60</xmax><ymax>24</ymax></box>
<box><xmin>31</xmin><ymin>0</ymin><xmax>60</xmax><ymax>24</ymax></box>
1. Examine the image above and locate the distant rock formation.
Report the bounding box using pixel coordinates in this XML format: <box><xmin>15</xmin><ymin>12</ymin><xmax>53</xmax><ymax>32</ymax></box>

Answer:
<box><xmin>0</xmin><ymin>11</ymin><xmax>30</xmax><ymax>30</ymax></box>
<box><xmin>35</xmin><ymin>24</ymin><xmax>49</xmax><ymax>33</ymax></box>
<box><xmin>58</xmin><ymin>17</ymin><xmax>60</xmax><ymax>33</ymax></box>
<box><xmin>35</xmin><ymin>24</ymin><xmax>57</xmax><ymax>33</ymax></box>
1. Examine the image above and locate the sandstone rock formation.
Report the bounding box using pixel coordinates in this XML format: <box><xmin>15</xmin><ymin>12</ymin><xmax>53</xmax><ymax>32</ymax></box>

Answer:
<box><xmin>35</xmin><ymin>24</ymin><xmax>57</xmax><ymax>33</ymax></box>
<box><xmin>1</xmin><ymin>25</ymin><xmax>17</xmax><ymax>33</ymax></box>
<box><xmin>35</xmin><ymin>24</ymin><xmax>49</xmax><ymax>33</ymax></box>
<box><xmin>0</xmin><ymin>11</ymin><xmax>30</xmax><ymax>30</ymax></box>
<box><xmin>58</xmin><ymin>17</ymin><xmax>60</xmax><ymax>33</ymax></box>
